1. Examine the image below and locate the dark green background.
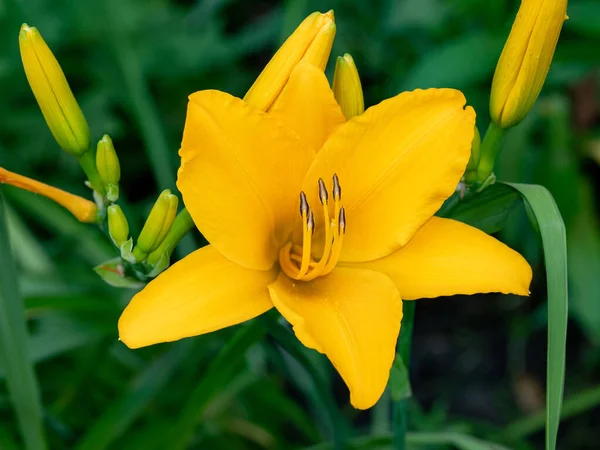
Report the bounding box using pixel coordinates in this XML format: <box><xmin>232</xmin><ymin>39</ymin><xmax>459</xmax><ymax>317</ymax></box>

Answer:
<box><xmin>0</xmin><ymin>0</ymin><xmax>599</xmax><ymax>448</ymax></box>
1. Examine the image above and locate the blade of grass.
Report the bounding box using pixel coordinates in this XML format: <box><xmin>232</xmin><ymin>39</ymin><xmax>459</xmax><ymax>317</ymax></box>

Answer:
<box><xmin>0</xmin><ymin>191</ymin><xmax>47</xmax><ymax>450</ymax></box>
<box><xmin>170</xmin><ymin>320</ymin><xmax>268</xmax><ymax>449</ymax></box>
<box><xmin>504</xmin><ymin>182</ymin><xmax>567</xmax><ymax>450</ymax></box>
<box><xmin>263</xmin><ymin>315</ymin><xmax>350</xmax><ymax>449</ymax></box>
<box><xmin>74</xmin><ymin>341</ymin><xmax>191</xmax><ymax>450</ymax></box>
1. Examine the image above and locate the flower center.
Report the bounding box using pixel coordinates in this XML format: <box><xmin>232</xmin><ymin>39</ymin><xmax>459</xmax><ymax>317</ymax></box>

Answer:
<box><xmin>279</xmin><ymin>174</ymin><xmax>346</xmax><ymax>281</ymax></box>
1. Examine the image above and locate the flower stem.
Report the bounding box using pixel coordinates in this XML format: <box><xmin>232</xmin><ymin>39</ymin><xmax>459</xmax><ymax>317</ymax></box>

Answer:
<box><xmin>473</xmin><ymin>122</ymin><xmax>505</xmax><ymax>187</ymax></box>
<box><xmin>77</xmin><ymin>150</ymin><xmax>105</xmax><ymax>195</ymax></box>
<box><xmin>0</xmin><ymin>190</ymin><xmax>47</xmax><ymax>450</ymax></box>
<box><xmin>392</xmin><ymin>301</ymin><xmax>416</xmax><ymax>450</ymax></box>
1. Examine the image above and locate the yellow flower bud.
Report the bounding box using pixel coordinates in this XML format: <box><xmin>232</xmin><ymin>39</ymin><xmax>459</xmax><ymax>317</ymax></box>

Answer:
<box><xmin>490</xmin><ymin>0</ymin><xmax>568</xmax><ymax>128</ymax></box>
<box><xmin>0</xmin><ymin>166</ymin><xmax>98</xmax><ymax>223</ymax></box>
<box><xmin>107</xmin><ymin>205</ymin><xmax>129</xmax><ymax>247</ymax></box>
<box><xmin>244</xmin><ymin>10</ymin><xmax>336</xmax><ymax>112</ymax></box>
<box><xmin>96</xmin><ymin>135</ymin><xmax>121</xmax><ymax>202</ymax></box>
<box><xmin>332</xmin><ymin>53</ymin><xmax>364</xmax><ymax>120</ymax></box>
<box><xmin>134</xmin><ymin>190</ymin><xmax>178</xmax><ymax>259</ymax></box>
<box><xmin>19</xmin><ymin>24</ymin><xmax>90</xmax><ymax>156</ymax></box>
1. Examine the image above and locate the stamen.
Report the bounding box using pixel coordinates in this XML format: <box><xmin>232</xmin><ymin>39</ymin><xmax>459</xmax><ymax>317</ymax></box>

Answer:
<box><xmin>318</xmin><ymin>178</ymin><xmax>328</xmax><ymax>205</ymax></box>
<box><xmin>280</xmin><ymin>176</ymin><xmax>346</xmax><ymax>281</ymax></box>
<box><xmin>332</xmin><ymin>173</ymin><xmax>341</xmax><ymax>201</ymax></box>
<box><xmin>296</xmin><ymin>201</ymin><xmax>314</xmax><ymax>279</ymax></box>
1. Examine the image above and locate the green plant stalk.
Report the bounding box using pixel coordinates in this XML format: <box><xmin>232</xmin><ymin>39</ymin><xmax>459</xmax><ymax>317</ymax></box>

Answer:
<box><xmin>474</xmin><ymin>122</ymin><xmax>505</xmax><ymax>186</ymax></box>
<box><xmin>77</xmin><ymin>150</ymin><xmax>105</xmax><ymax>195</ymax></box>
<box><xmin>392</xmin><ymin>301</ymin><xmax>416</xmax><ymax>450</ymax></box>
<box><xmin>503</xmin><ymin>384</ymin><xmax>600</xmax><ymax>439</ymax></box>
<box><xmin>0</xmin><ymin>190</ymin><xmax>47</xmax><ymax>450</ymax></box>
<box><xmin>147</xmin><ymin>208</ymin><xmax>195</xmax><ymax>265</ymax></box>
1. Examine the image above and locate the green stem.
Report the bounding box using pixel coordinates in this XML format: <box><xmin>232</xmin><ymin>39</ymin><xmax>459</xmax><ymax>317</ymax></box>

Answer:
<box><xmin>77</xmin><ymin>150</ymin><xmax>105</xmax><ymax>195</ymax></box>
<box><xmin>474</xmin><ymin>122</ymin><xmax>505</xmax><ymax>185</ymax></box>
<box><xmin>147</xmin><ymin>208</ymin><xmax>195</xmax><ymax>265</ymax></box>
<box><xmin>0</xmin><ymin>190</ymin><xmax>47</xmax><ymax>450</ymax></box>
<box><xmin>393</xmin><ymin>301</ymin><xmax>416</xmax><ymax>450</ymax></box>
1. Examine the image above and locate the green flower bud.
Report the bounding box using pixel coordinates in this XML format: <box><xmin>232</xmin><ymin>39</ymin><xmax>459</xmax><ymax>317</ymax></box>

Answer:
<box><xmin>96</xmin><ymin>135</ymin><xmax>121</xmax><ymax>202</ymax></box>
<box><xmin>133</xmin><ymin>190</ymin><xmax>178</xmax><ymax>260</ymax></box>
<box><xmin>107</xmin><ymin>204</ymin><xmax>129</xmax><ymax>247</ymax></box>
<box><xmin>19</xmin><ymin>24</ymin><xmax>90</xmax><ymax>156</ymax></box>
<box><xmin>332</xmin><ymin>53</ymin><xmax>364</xmax><ymax>119</ymax></box>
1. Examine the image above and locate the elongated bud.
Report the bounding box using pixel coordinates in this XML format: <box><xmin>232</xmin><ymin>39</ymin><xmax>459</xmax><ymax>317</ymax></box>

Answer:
<box><xmin>332</xmin><ymin>53</ymin><xmax>364</xmax><ymax>119</ymax></box>
<box><xmin>490</xmin><ymin>0</ymin><xmax>568</xmax><ymax>128</ymax></box>
<box><xmin>19</xmin><ymin>24</ymin><xmax>90</xmax><ymax>156</ymax></box>
<box><xmin>134</xmin><ymin>190</ymin><xmax>178</xmax><ymax>260</ymax></box>
<box><xmin>0</xmin><ymin>166</ymin><xmax>98</xmax><ymax>223</ymax></box>
<box><xmin>96</xmin><ymin>135</ymin><xmax>120</xmax><ymax>202</ymax></box>
<box><xmin>244</xmin><ymin>10</ymin><xmax>335</xmax><ymax>112</ymax></box>
<box><xmin>107</xmin><ymin>205</ymin><xmax>129</xmax><ymax>247</ymax></box>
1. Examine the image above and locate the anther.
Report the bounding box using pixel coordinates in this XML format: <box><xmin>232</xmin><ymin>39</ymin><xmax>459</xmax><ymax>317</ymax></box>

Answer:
<box><xmin>318</xmin><ymin>178</ymin><xmax>328</xmax><ymax>205</ymax></box>
<box><xmin>339</xmin><ymin>206</ymin><xmax>346</xmax><ymax>233</ymax></box>
<box><xmin>299</xmin><ymin>191</ymin><xmax>308</xmax><ymax>217</ymax></box>
<box><xmin>332</xmin><ymin>174</ymin><xmax>341</xmax><ymax>201</ymax></box>
<box><xmin>307</xmin><ymin>208</ymin><xmax>315</xmax><ymax>233</ymax></box>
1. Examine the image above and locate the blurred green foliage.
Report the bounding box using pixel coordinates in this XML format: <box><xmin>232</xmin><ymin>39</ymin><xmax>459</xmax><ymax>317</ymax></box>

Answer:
<box><xmin>0</xmin><ymin>0</ymin><xmax>599</xmax><ymax>448</ymax></box>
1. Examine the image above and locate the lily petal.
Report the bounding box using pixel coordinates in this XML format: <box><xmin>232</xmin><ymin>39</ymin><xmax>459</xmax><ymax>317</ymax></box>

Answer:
<box><xmin>345</xmin><ymin>217</ymin><xmax>532</xmax><ymax>300</ymax></box>
<box><xmin>269</xmin><ymin>61</ymin><xmax>346</xmax><ymax>151</ymax></box>
<box><xmin>178</xmin><ymin>90</ymin><xmax>316</xmax><ymax>270</ymax></box>
<box><xmin>268</xmin><ymin>268</ymin><xmax>402</xmax><ymax>409</ymax></box>
<box><xmin>119</xmin><ymin>245</ymin><xmax>277</xmax><ymax>349</ymax></box>
<box><xmin>302</xmin><ymin>88</ymin><xmax>475</xmax><ymax>262</ymax></box>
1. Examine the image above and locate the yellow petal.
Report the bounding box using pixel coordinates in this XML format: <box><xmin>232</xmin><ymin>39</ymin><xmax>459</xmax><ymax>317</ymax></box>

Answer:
<box><xmin>0</xmin><ymin>166</ymin><xmax>97</xmax><ymax>223</ymax></box>
<box><xmin>302</xmin><ymin>88</ymin><xmax>476</xmax><ymax>262</ymax></box>
<box><xmin>490</xmin><ymin>0</ymin><xmax>567</xmax><ymax>128</ymax></box>
<box><xmin>345</xmin><ymin>217</ymin><xmax>532</xmax><ymax>300</ymax></box>
<box><xmin>177</xmin><ymin>90</ymin><xmax>315</xmax><ymax>270</ymax></box>
<box><xmin>244</xmin><ymin>11</ymin><xmax>335</xmax><ymax>112</ymax></box>
<box><xmin>268</xmin><ymin>268</ymin><xmax>402</xmax><ymax>409</ymax></box>
<box><xmin>269</xmin><ymin>61</ymin><xmax>346</xmax><ymax>151</ymax></box>
<box><xmin>119</xmin><ymin>245</ymin><xmax>277</xmax><ymax>349</ymax></box>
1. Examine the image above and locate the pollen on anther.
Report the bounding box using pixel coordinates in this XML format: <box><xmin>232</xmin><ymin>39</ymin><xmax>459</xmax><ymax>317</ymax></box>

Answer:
<box><xmin>299</xmin><ymin>191</ymin><xmax>308</xmax><ymax>216</ymax></box>
<box><xmin>339</xmin><ymin>206</ymin><xmax>346</xmax><ymax>233</ymax></box>
<box><xmin>318</xmin><ymin>178</ymin><xmax>328</xmax><ymax>205</ymax></box>
<box><xmin>332</xmin><ymin>174</ymin><xmax>341</xmax><ymax>201</ymax></box>
<box><xmin>307</xmin><ymin>209</ymin><xmax>315</xmax><ymax>232</ymax></box>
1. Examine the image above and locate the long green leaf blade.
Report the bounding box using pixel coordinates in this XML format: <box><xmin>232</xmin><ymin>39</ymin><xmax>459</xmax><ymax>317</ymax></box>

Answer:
<box><xmin>504</xmin><ymin>182</ymin><xmax>568</xmax><ymax>450</ymax></box>
<box><xmin>0</xmin><ymin>192</ymin><xmax>47</xmax><ymax>450</ymax></box>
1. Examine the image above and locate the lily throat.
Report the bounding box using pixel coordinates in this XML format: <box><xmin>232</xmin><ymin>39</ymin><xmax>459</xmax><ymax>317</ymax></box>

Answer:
<box><xmin>279</xmin><ymin>174</ymin><xmax>346</xmax><ymax>281</ymax></box>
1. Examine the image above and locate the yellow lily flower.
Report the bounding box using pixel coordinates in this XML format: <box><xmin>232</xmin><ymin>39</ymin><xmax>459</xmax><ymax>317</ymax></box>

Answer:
<box><xmin>119</xmin><ymin>60</ymin><xmax>532</xmax><ymax>409</ymax></box>
<box><xmin>0</xmin><ymin>167</ymin><xmax>98</xmax><ymax>223</ymax></box>
<box><xmin>490</xmin><ymin>0</ymin><xmax>568</xmax><ymax>128</ymax></box>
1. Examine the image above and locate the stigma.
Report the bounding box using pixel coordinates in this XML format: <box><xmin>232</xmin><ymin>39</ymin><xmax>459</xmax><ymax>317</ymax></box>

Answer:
<box><xmin>279</xmin><ymin>174</ymin><xmax>346</xmax><ymax>281</ymax></box>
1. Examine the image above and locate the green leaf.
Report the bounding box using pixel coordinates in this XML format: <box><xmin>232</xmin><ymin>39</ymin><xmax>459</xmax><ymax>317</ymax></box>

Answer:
<box><xmin>442</xmin><ymin>183</ymin><xmax>521</xmax><ymax>234</ymax></box>
<box><xmin>74</xmin><ymin>342</ymin><xmax>190</xmax><ymax>450</ymax></box>
<box><xmin>169</xmin><ymin>320</ymin><xmax>268</xmax><ymax>450</ymax></box>
<box><xmin>503</xmin><ymin>183</ymin><xmax>567</xmax><ymax>450</ymax></box>
<box><xmin>0</xmin><ymin>192</ymin><xmax>47</xmax><ymax>450</ymax></box>
<box><xmin>94</xmin><ymin>258</ymin><xmax>145</xmax><ymax>289</ymax></box>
